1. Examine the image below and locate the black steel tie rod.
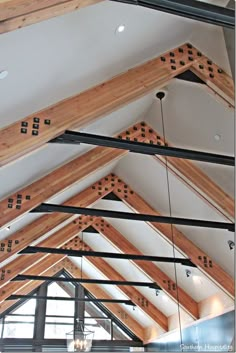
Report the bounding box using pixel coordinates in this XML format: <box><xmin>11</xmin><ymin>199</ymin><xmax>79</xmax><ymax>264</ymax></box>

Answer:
<box><xmin>20</xmin><ymin>246</ymin><xmax>196</xmax><ymax>267</ymax></box>
<box><xmin>31</xmin><ymin>203</ymin><xmax>235</xmax><ymax>232</ymax></box>
<box><xmin>12</xmin><ymin>274</ymin><xmax>161</xmax><ymax>289</ymax></box>
<box><xmin>110</xmin><ymin>0</ymin><xmax>235</xmax><ymax>29</ymax></box>
<box><xmin>6</xmin><ymin>294</ymin><xmax>135</xmax><ymax>306</ymax></box>
<box><xmin>49</xmin><ymin>131</ymin><xmax>234</xmax><ymax>166</ymax></box>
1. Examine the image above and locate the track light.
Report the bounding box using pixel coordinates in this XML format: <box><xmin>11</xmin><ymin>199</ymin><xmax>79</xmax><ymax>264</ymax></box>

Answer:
<box><xmin>228</xmin><ymin>240</ymin><xmax>235</xmax><ymax>250</ymax></box>
<box><xmin>185</xmin><ymin>269</ymin><xmax>191</xmax><ymax>278</ymax></box>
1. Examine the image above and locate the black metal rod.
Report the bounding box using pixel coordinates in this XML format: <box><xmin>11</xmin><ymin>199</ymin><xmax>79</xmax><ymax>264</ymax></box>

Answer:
<box><xmin>110</xmin><ymin>0</ymin><xmax>235</xmax><ymax>28</ymax></box>
<box><xmin>12</xmin><ymin>275</ymin><xmax>161</xmax><ymax>289</ymax></box>
<box><xmin>0</xmin><ymin>338</ymin><xmax>143</xmax><ymax>347</ymax></box>
<box><xmin>6</xmin><ymin>294</ymin><xmax>135</xmax><ymax>306</ymax></box>
<box><xmin>50</xmin><ymin>131</ymin><xmax>234</xmax><ymax>166</ymax></box>
<box><xmin>31</xmin><ymin>203</ymin><xmax>235</xmax><ymax>232</ymax></box>
<box><xmin>20</xmin><ymin>246</ymin><xmax>196</xmax><ymax>267</ymax></box>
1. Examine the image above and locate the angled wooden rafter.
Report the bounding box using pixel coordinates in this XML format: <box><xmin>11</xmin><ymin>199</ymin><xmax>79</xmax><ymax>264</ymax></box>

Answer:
<box><xmin>0</xmin><ymin>257</ymin><xmax>144</xmax><ymax>342</ymax></box>
<box><xmin>0</xmin><ymin>0</ymin><xmax>102</xmax><ymax>35</ymax></box>
<box><xmin>56</xmin><ymin>282</ymin><xmax>136</xmax><ymax>341</ymax></box>
<box><xmin>92</xmin><ymin>218</ymin><xmax>199</xmax><ymax>319</ymax></box>
<box><xmin>0</xmin><ymin>206</ymin><xmax>171</xmax><ymax>331</ymax></box>
<box><xmin>0</xmin><ymin>231</ymin><xmax>168</xmax><ymax>331</ymax></box>
<box><xmin>111</xmin><ymin>176</ymin><xmax>234</xmax><ymax>298</ymax></box>
<box><xmin>0</xmin><ymin>254</ymin><xmax>64</xmax><ymax>311</ymax></box>
<box><xmin>62</xmin><ymin>259</ymin><xmax>145</xmax><ymax>340</ymax></box>
<box><xmin>0</xmin><ymin>199</ymin><xmax>198</xmax><ymax>320</ymax></box>
<box><xmin>0</xmin><ymin>44</ymin><xmax>233</xmax><ymax>167</ymax></box>
<box><xmin>121</xmin><ymin>123</ymin><xmax>234</xmax><ymax>220</ymax></box>
<box><xmin>63</xmin><ymin>250</ymin><xmax>168</xmax><ymax>331</ymax></box>
<box><xmin>0</xmin><ymin>263</ymin><xmax>62</xmax><ymax>315</ymax></box>
<box><xmin>190</xmin><ymin>50</ymin><xmax>234</xmax><ymax>107</ymax></box>
<box><xmin>0</xmin><ymin>213</ymin><xmax>198</xmax><ymax>320</ymax></box>
<box><xmin>0</xmin><ymin>216</ymin><xmax>93</xmax><ymax>290</ymax></box>
<box><xmin>0</xmin><ymin>170</ymin><xmax>234</xmax><ymax>299</ymax></box>
<box><xmin>1</xmin><ymin>121</ymin><xmax>234</xmax><ymax>233</ymax></box>
<box><xmin>0</xmin><ymin>221</ymin><xmax>169</xmax><ymax>331</ymax></box>
<box><xmin>0</xmin><ymin>174</ymin><xmax>115</xmax><ymax>263</ymax></box>
<box><xmin>0</xmin><ymin>123</ymin><xmax>156</xmax><ymax>229</ymax></box>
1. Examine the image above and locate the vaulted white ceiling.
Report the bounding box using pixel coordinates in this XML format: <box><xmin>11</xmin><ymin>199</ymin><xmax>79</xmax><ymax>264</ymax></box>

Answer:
<box><xmin>0</xmin><ymin>0</ymin><xmax>234</xmax><ymax>341</ymax></box>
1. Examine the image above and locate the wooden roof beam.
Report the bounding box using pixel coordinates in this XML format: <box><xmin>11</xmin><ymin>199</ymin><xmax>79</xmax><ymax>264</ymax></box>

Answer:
<box><xmin>62</xmin><ymin>258</ymin><xmax>145</xmax><ymax>341</ymax></box>
<box><xmin>1</xmin><ymin>233</ymin><xmax>168</xmax><ymax>331</ymax></box>
<box><xmin>64</xmin><ymin>238</ymin><xmax>168</xmax><ymax>331</ymax></box>
<box><xmin>0</xmin><ymin>264</ymin><xmax>61</xmax><ymax>315</ymax></box>
<box><xmin>190</xmin><ymin>46</ymin><xmax>234</xmax><ymax>107</ymax></box>
<box><xmin>0</xmin><ymin>174</ymin><xmax>115</xmax><ymax>263</ymax></box>
<box><xmin>111</xmin><ymin>176</ymin><xmax>234</xmax><ymax>298</ymax></box>
<box><xmin>0</xmin><ymin>216</ymin><xmax>93</xmax><ymax>290</ymax></box>
<box><xmin>0</xmin><ymin>256</ymin><xmax>145</xmax><ymax>342</ymax></box>
<box><xmin>0</xmin><ymin>211</ymin><xmax>197</xmax><ymax>321</ymax></box>
<box><xmin>0</xmin><ymin>43</ymin><xmax>232</xmax><ymax>167</ymax></box>
<box><xmin>1</xmin><ymin>169</ymin><xmax>233</xmax><ymax>299</ymax></box>
<box><xmin>92</xmin><ymin>218</ymin><xmax>199</xmax><ymax>319</ymax></box>
<box><xmin>121</xmin><ymin>123</ymin><xmax>234</xmax><ymax>220</ymax></box>
<box><xmin>0</xmin><ymin>0</ymin><xmax>102</xmax><ymax>35</ymax></box>
<box><xmin>0</xmin><ymin>123</ymin><xmax>154</xmax><ymax>229</ymax></box>
<box><xmin>1</xmin><ymin>168</ymin><xmax>233</xmax><ymax>299</ymax></box>
<box><xmin>0</xmin><ymin>255</ymin><xmax>64</xmax><ymax>311</ymax></box>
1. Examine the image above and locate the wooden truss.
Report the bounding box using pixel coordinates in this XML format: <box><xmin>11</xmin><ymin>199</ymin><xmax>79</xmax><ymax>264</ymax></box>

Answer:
<box><xmin>0</xmin><ymin>0</ymin><xmax>102</xmax><ymax>35</ymax></box>
<box><xmin>0</xmin><ymin>171</ymin><xmax>234</xmax><ymax>317</ymax></box>
<box><xmin>0</xmin><ymin>31</ymin><xmax>234</xmax><ymax>343</ymax></box>
<box><xmin>0</xmin><ymin>256</ymin><xmax>145</xmax><ymax>341</ymax></box>
<box><xmin>0</xmin><ymin>122</ymin><xmax>233</xmax><ymax>231</ymax></box>
<box><xmin>0</xmin><ymin>43</ymin><xmax>234</xmax><ymax>167</ymax></box>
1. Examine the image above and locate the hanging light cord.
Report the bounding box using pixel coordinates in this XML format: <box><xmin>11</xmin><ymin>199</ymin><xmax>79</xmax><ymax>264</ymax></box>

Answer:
<box><xmin>81</xmin><ymin>231</ymin><xmax>84</xmax><ymax>280</ymax></box>
<box><xmin>159</xmin><ymin>97</ymin><xmax>183</xmax><ymax>351</ymax></box>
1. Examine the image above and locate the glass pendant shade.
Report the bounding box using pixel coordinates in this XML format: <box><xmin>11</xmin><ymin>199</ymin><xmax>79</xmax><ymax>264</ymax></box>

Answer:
<box><xmin>67</xmin><ymin>320</ymin><xmax>94</xmax><ymax>352</ymax></box>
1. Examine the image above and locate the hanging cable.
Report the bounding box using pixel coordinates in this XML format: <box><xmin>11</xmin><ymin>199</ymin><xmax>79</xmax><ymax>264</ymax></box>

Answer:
<box><xmin>156</xmin><ymin>92</ymin><xmax>183</xmax><ymax>351</ymax></box>
<box><xmin>81</xmin><ymin>231</ymin><xmax>84</xmax><ymax>280</ymax></box>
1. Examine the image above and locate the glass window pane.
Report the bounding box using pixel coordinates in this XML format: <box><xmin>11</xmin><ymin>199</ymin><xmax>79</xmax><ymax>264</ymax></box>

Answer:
<box><xmin>45</xmin><ymin>316</ymin><xmax>74</xmax><ymax>339</ymax></box>
<box><xmin>12</xmin><ymin>298</ymin><xmax>36</xmax><ymax>315</ymax></box>
<box><xmin>46</xmin><ymin>317</ymin><xmax>73</xmax><ymax>324</ymax></box>
<box><xmin>45</xmin><ymin>324</ymin><xmax>73</xmax><ymax>339</ymax></box>
<box><xmin>47</xmin><ymin>282</ymin><xmax>71</xmax><ymax>297</ymax></box>
<box><xmin>85</xmin><ymin>300</ymin><xmax>107</xmax><ymax>318</ymax></box>
<box><xmin>85</xmin><ymin>318</ymin><xmax>111</xmax><ymax>340</ymax></box>
<box><xmin>5</xmin><ymin>315</ymin><xmax>34</xmax><ymax>323</ymax></box>
<box><xmin>113</xmin><ymin>322</ymin><xmax>131</xmax><ymax>341</ymax></box>
<box><xmin>3</xmin><ymin>323</ymin><xmax>34</xmax><ymax>338</ymax></box>
<box><xmin>46</xmin><ymin>283</ymin><xmax>74</xmax><ymax>316</ymax></box>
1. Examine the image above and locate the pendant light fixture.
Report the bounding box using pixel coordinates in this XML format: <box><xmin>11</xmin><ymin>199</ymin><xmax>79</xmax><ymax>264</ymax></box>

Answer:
<box><xmin>66</xmin><ymin>319</ymin><xmax>94</xmax><ymax>352</ymax></box>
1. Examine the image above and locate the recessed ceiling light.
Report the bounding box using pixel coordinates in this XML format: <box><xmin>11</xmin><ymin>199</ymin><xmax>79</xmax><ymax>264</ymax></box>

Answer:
<box><xmin>0</xmin><ymin>70</ymin><xmax>8</xmax><ymax>80</ymax></box>
<box><xmin>214</xmin><ymin>134</ymin><xmax>221</xmax><ymax>141</ymax></box>
<box><xmin>116</xmin><ymin>24</ymin><xmax>125</xmax><ymax>34</ymax></box>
